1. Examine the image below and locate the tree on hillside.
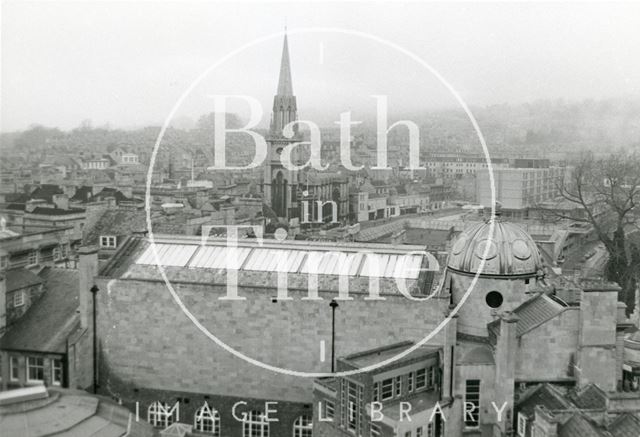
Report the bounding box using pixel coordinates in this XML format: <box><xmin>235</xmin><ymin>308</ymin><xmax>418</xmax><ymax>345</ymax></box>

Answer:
<box><xmin>539</xmin><ymin>151</ymin><xmax>640</xmax><ymax>314</ymax></box>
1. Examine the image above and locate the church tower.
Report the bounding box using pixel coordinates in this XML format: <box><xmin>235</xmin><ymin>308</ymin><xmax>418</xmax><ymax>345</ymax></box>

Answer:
<box><xmin>263</xmin><ymin>32</ymin><xmax>302</xmax><ymax>220</ymax></box>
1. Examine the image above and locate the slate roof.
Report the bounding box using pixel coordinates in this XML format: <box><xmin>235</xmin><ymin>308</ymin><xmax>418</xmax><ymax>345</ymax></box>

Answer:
<box><xmin>90</xmin><ymin>187</ymin><xmax>133</xmax><ymax>203</ymax></box>
<box><xmin>70</xmin><ymin>185</ymin><xmax>93</xmax><ymax>203</ymax></box>
<box><xmin>30</xmin><ymin>184</ymin><xmax>63</xmax><ymax>203</ymax></box>
<box><xmin>0</xmin><ymin>267</ymin><xmax>80</xmax><ymax>354</ymax></box>
<box><xmin>609</xmin><ymin>412</ymin><xmax>640</xmax><ymax>437</ymax></box>
<box><xmin>569</xmin><ymin>384</ymin><xmax>607</xmax><ymax>410</ymax></box>
<box><xmin>558</xmin><ymin>413</ymin><xmax>608</xmax><ymax>437</ymax></box>
<box><xmin>488</xmin><ymin>293</ymin><xmax>566</xmax><ymax>339</ymax></box>
<box><xmin>5</xmin><ymin>269</ymin><xmax>43</xmax><ymax>292</ymax></box>
<box><xmin>517</xmin><ymin>383</ymin><xmax>572</xmax><ymax>418</ymax></box>
<box><xmin>83</xmin><ymin>208</ymin><xmax>147</xmax><ymax>246</ymax></box>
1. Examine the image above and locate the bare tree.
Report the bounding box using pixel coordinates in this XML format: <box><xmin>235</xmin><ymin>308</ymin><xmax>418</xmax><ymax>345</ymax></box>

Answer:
<box><xmin>538</xmin><ymin>151</ymin><xmax>640</xmax><ymax>314</ymax></box>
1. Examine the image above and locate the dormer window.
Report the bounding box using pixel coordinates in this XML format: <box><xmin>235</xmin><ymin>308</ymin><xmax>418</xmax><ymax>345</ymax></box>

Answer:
<box><xmin>13</xmin><ymin>290</ymin><xmax>25</xmax><ymax>307</ymax></box>
<box><xmin>100</xmin><ymin>236</ymin><xmax>117</xmax><ymax>249</ymax></box>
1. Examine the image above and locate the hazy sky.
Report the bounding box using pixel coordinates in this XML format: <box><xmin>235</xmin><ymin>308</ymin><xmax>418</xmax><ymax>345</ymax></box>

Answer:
<box><xmin>2</xmin><ymin>1</ymin><xmax>640</xmax><ymax>131</ymax></box>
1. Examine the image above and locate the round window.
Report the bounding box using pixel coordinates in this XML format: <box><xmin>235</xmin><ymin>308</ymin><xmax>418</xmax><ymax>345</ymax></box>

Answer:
<box><xmin>485</xmin><ymin>291</ymin><xmax>504</xmax><ymax>308</ymax></box>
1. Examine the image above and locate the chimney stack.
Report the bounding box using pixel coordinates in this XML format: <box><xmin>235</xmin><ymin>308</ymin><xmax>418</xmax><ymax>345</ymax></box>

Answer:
<box><xmin>494</xmin><ymin>311</ymin><xmax>519</xmax><ymax>433</ymax></box>
<box><xmin>77</xmin><ymin>246</ymin><xmax>99</xmax><ymax>329</ymax></box>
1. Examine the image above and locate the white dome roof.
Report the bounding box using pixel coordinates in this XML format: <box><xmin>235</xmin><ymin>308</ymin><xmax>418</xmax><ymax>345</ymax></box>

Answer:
<box><xmin>448</xmin><ymin>219</ymin><xmax>543</xmax><ymax>277</ymax></box>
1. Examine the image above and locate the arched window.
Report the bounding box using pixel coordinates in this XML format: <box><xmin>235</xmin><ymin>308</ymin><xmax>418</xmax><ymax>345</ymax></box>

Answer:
<box><xmin>147</xmin><ymin>401</ymin><xmax>178</xmax><ymax>429</ymax></box>
<box><xmin>243</xmin><ymin>410</ymin><xmax>270</xmax><ymax>437</ymax></box>
<box><xmin>293</xmin><ymin>415</ymin><xmax>313</xmax><ymax>437</ymax></box>
<box><xmin>194</xmin><ymin>403</ymin><xmax>220</xmax><ymax>435</ymax></box>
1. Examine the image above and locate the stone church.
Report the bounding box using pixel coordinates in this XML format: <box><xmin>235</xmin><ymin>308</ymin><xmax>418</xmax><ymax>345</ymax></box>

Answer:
<box><xmin>262</xmin><ymin>33</ymin><xmax>349</xmax><ymax>225</ymax></box>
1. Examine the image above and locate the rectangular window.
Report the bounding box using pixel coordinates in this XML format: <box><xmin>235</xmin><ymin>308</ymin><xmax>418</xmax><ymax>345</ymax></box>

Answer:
<box><xmin>427</xmin><ymin>366</ymin><xmax>435</xmax><ymax>388</ymax></box>
<box><xmin>100</xmin><ymin>236</ymin><xmax>117</xmax><ymax>249</ymax></box>
<box><xmin>426</xmin><ymin>423</ymin><xmax>434</xmax><ymax>437</ymax></box>
<box><xmin>517</xmin><ymin>413</ymin><xmax>527</xmax><ymax>437</ymax></box>
<box><xmin>27</xmin><ymin>357</ymin><xmax>44</xmax><ymax>382</ymax></box>
<box><xmin>407</xmin><ymin>371</ymin><xmax>415</xmax><ymax>392</ymax></box>
<box><xmin>370</xmin><ymin>423</ymin><xmax>381</xmax><ymax>437</ymax></box>
<box><xmin>10</xmin><ymin>356</ymin><xmax>19</xmax><ymax>381</ymax></box>
<box><xmin>325</xmin><ymin>400</ymin><xmax>335</xmax><ymax>419</ymax></box>
<box><xmin>416</xmin><ymin>427</ymin><xmax>423</xmax><ymax>437</ymax></box>
<box><xmin>348</xmin><ymin>383</ymin><xmax>357</xmax><ymax>432</ymax></box>
<box><xmin>395</xmin><ymin>376</ymin><xmax>402</xmax><ymax>397</ymax></box>
<box><xmin>340</xmin><ymin>379</ymin><xmax>363</xmax><ymax>435</ymax></box>
<box><xmin>464</xmin><ymin>379</ymin><xmax>481</xmax><ymax>428</ymax></box>
<box><xmin>27</xmin><ymin>250</ymin><xmax>38</xmax><ymax>266</ymax></box>
<box><xmin>381</xmin><ymin>378</ymin><xmax>394</xmax><ymax>400</ymax></box>
<box><xmin>405</xmin><ymin>432</ymin><xmax>411</xmax><ymax>437</ymax></box>
<box><xmin>373</xmin><ymin>381</ymin><xmax>380</xmax><ymax>402</ymax></box>
<box><xmin>13</xmin><ymin>291</ymin><xmax>25</xmax><ymax>307</ymax></box>
<box><xmin>416</xmin><ymin>368</ymin><xmax>427</xmax><ymax>389</ymax></box>
<box><xmin>52</xmin><ymin>359</ymin><xmax>63</xmax><ymax>386</ymax></box>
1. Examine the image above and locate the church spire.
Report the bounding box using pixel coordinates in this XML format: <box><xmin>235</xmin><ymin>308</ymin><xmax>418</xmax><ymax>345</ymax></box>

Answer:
<box><xmin>270</xmin><ymin>30</ymin><xmax>298</xmax><ymax>135</ymax></box>
<box><xmin>276</xmin><ymin>31</ymin><xmax>294</xmax><ymax>96</ymax></box>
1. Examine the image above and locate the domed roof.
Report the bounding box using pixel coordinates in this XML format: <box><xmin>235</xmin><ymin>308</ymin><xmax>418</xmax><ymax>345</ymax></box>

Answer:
<box><xmin>447</xmin><ymin>219</ymin><xmax>543</xmax><ymax>277</ymax></box>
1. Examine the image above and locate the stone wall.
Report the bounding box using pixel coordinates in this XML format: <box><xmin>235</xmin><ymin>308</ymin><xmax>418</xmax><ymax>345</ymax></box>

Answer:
<box><xmin>95</xmin><ymin>275</ymin><xmax>449</xmax><ymax>408</ymax></box>
<box><xmin>517</xmin><ymin>308</ymin><xmax>579</xmax><ymax>381</ymax></box>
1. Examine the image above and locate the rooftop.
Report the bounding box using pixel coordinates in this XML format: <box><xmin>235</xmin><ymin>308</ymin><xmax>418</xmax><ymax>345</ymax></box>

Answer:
<box><xmin>133</xmin><ymin>235</ymin><xmax>432</xmax><ymax>280</ymax></box>
<box><xmin>0</xmin><ymin>267</ymin><xmax>80</xmax><ymax>354</ymax></box>
<box><xmin>448</xmin><ymin>218</ymin><xmax>544</xmax><ymax>277</ymax></box>
<box><xmin>0</xmin><ymin>387</ymin><xmax>155</xmax><ymax>437</ymax></box>
<box><xmin>342</xmin><ymin>341</ymin><xmax>440</xmax><ymax>369</ymax></box>
<box><xmin>5</xmin><ymin>268</ymin><xmax>43</xmax><ymax>292</ymax></box>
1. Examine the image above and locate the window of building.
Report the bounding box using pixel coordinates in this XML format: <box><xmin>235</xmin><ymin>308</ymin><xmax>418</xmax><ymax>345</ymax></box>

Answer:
<box><xmin>100</xmin><ymin>236</ymin><xmax>117</xmax><ymax>249</ymax></box>
<box><xmin>13</xmin><ymin>290</ymin><xmax>25</xmax><ymax>307</ymax></box>
<box><xmin>373</xmin><ymin>382</ymin><xmax>380</xmax><ymax>402</ymax></box>
<box><xmin>324</xmin><ymin>400</ymin><xmax>335</xmax><ymax>419</ymax></box>
<box><xmin>464</xmin><ymin>380</ymin><xmax>481</xmax><ymax>428</ymax></box>
<box><xmin>416</xmin><ymin>368</ymin><xmax>427</xmax><ymax>389</ymax></box>
<box><xmin>340</xmin><ymin>379</ymin><xmax>363</xmax><ymax>435</ymax></box>
<box><xmin>416</xmin><ymin>427</ymin><xmax>423</xmax><ymax>437</ymax></box>
<box><xmin>0</xmin><ymin>255</ymin><xmax>8</xmax><ymax>269</ymax></box>
<box><xmin>517</xmin><ymin>413</ymin><xmax>527</xmax><ymax>437</ymax></box>
<box><xmin>242</xmin><ymin>410</ymin><xmax>269</xmax><ymax>437</ymax></box>
<box><xmin>485</xmin><ymin>291</ymin><xmax>504</xmax><ymax>309</ymax></box>
<box><xmin>381</xmin><ymin>378</ymin><xmax>394</xmax><ymax>400</ymax></box>
<box><xmin>404</xmin><ymin>432</ymin><xmax>411</xmax><ymax>437</ymax></box>
<box><xmin>293</xmin><ymin>415</ymin><xmax>313</xmax><ymax>437</ymax></box>
<box><xmin>52</xmin><ymin>358</ymin><xmax>63</xmax><ymax>386</ymax></box>
<box><xmin>26</xmin><ymin>357</ymin><xmax>44</xmax><ymax>382</ymax></box>
<box><xmin>407</xmin><ymin>371</ymin><xmax>415</xmax><ymax>392</ymax></box>
<box><xmin>148</xmin><ymin>402</ymin><xmax>178</xmax><ymax>429</ymax></box>
<box><xmin>427</xmin><ymin>366</ymin><xmax>435</xmax><ymax>388</ymax></box>
<box><xmin>27</xmin><ymin>250</ymin><xmax>38</xmax><ymax>266</ymax></box>
<box><xmin>395</xmin><ymin>376</ymin><xmax>402</xmax><ymax>397</ymax></box>
<box><xmin>426</xmin><ymin>423</ymin><xmax>434</xmax><ymax>437</ymax></box>
<box><xmin>194</xmin><ymin>403</ymin><xmax>220</xmax><ymax>435</ymax></box>
<box><xmin>370</xmin><ymin>423</ymin><xmax>381</xmax><ymax>437</ymax></box>
<box><xmin>53</xmin><ymin>247</ymin><xmax>61</xmax><ymax>260</ymax></box>
<box><xmin>10</xmin><ymin>356</ymin><xmax>19</xmax><ymax>381</ymax></box>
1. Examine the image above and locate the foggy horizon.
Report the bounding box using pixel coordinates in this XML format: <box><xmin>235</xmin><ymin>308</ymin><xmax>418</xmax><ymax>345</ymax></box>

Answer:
<box><xmin>2</xmin><ymin>1</ymin><xmax>640</xmax><ymax>132</ymax></box>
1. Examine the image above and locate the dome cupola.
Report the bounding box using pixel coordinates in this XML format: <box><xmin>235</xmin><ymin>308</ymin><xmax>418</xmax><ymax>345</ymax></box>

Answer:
<box><xmin>447</xmin><ymin>218</ymin><xmax>543</xmax><ymax>278</ymax></box>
